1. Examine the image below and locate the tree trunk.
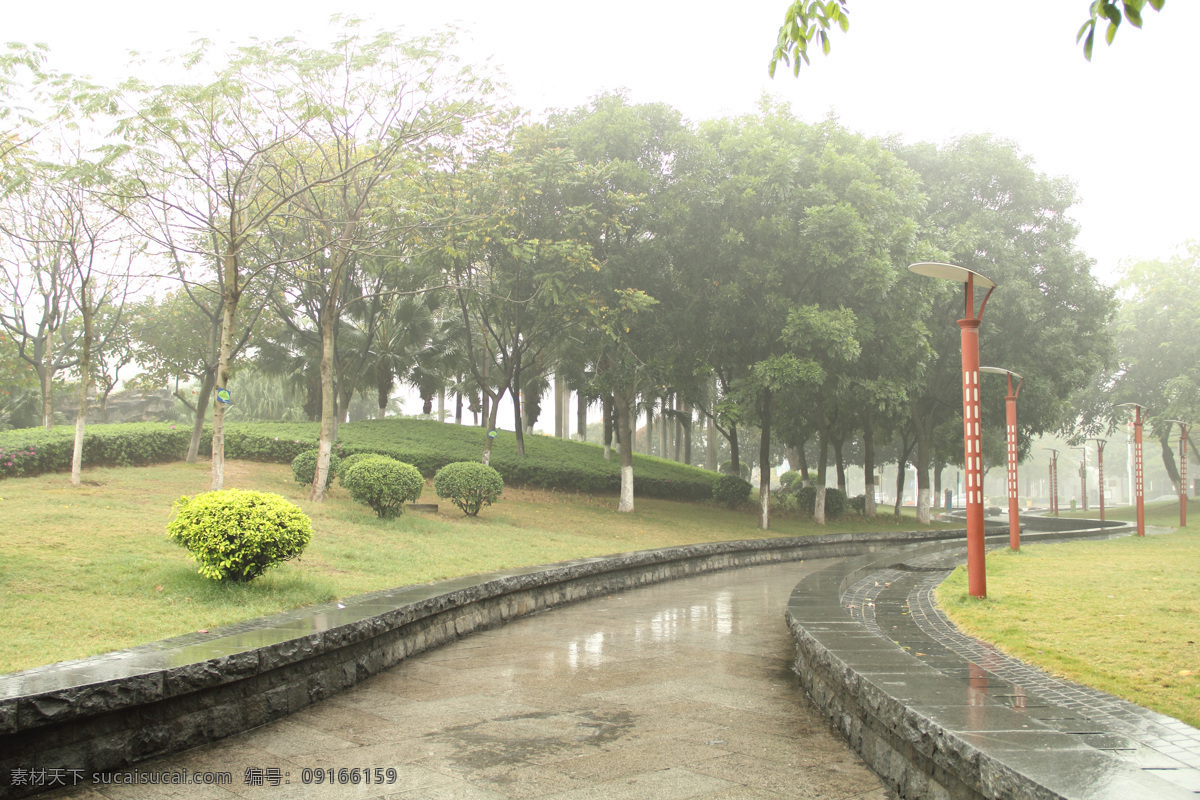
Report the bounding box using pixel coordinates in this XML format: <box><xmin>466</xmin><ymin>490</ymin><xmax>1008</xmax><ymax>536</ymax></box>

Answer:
<box><xmin>659</xmin><ymin>400</ymin><xmax>668</xmax><ymax>460</ymax></box>
<box><xmin>481</xmin><ymin>391</ymin><xmax>504</xmax><ymax>465</ymax></box>
<box><xmin>863</xmin><ymin>418</ymin><xmax>876</xmax><ymax>517</ymax></box>
<box><xmin>455</xmin><ymin>390</ymin><xmax>463</xmax><ymax>425</ymax></box>
<box><xmin>554</xmin><ymin>371</ymin><xmax>564</xmax><ymax>438</ymax></box>
<box><xmin>210</xmin><ymin>249</ymin><xmax>240</xmax><ymax>492</ymax></box>
<box><xmin>438</xmin><ymin>387</ymin><xmax>445</xmax><ymax>423</ymax></box>
<box><xmin>512</xmin><ymin>382</ymin><xmax>526</xmax><ymax>457</ymax></box>
<box><xmin>681</xmin><ymin>400</ymin><xmax>692</xmax><ymax>466</ymax></box>
<box><xmin>481</xmin><ymin>361</ymin><xmax>490</xmax><ymax>428</ymax></box>
<box><xmin>834</xmin><ymin>438</ymin><xmax>847</xmax><ymax>493</ymax></box>
<box><xmin>310</xmin><ymin>307</ymin><xmax>338</xmax><ymax>502</ymax></box>
<box><xmin>705</xmin><ymin>409</ymin><xmax>716</xmax><ymax>470</ymax></box>
<box><xmin>70</xmin><ymin>279</ymin><xmax>93</xmax><ymax>487</ymax></box>
<box><xmin>602</xmin><ymin>393</ymin><xmax>613</xmax><ymax>460</ymax></box>
<box><xmin>1161</xmin><ymin>431</ymin><xmax>1181</xmax><ymax>492</ymax></box>
<box><xmin>914</xmin><ymin>421</ymin><xmax>932</xmax><ymax>525</ymax></box>
<box><xmin>672</xmin><ymin>396</ymin><xmax>682</xmax><ymax>462</ymax></box>
<box><xmin>814</xmin><ymin>433</ymin><xmax>829</xmax><ymax>525</ymax></box>
<box><xmin>728</xmin><ymin>422</ymin><xmax>740</xmax><ymax>476</ymax></box>
<box><xmin>758</xmin><ymin>389</ymin><xmax>772</xmax><ymax>530</ymax></box>
<box><xmin>41</xmin><ymin>365</ymin><xmax>53</xmax><ymax>430</ymax></box>
<box><xmin>894</xmin><ymin>432</ymin><xmax>915</xmax><ymax>516</ymax></box>
<box><xmin>577</xmin><ymin>389</ymin><xmax>587</xmax><ymax>442</ymax></box>
<box><xmin>615</xmin><ymin>389</ymin><xmax>635</xmax><ymax>512</ymax></box>
<box><xmin>934</xmin><ymin>465</ymin><xmax>944</xmax><ymax>512</ymax></box>
<box><xmin>645</xmin><ymin>407</ymin><xmax>653</xmax><ymax>456</ymax></box>
<box><xmin>186</xmin><ymin>370</ymin><xmax>216</xmax><ymax>463</ymax></box>
<box><xmin>797</xmin><ymin>444</ymin><xmax>810</xmax><ymax>485</ymax></box>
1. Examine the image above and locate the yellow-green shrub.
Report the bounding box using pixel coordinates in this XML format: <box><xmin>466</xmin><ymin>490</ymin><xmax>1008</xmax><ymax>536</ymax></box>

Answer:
<box><xmin>166</xmin><ymin>490</ymin><xmax>313</xmax><ymax>582</ymax></box>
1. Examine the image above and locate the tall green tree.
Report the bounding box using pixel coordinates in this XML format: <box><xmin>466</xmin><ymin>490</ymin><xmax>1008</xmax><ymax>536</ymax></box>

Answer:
<box><xmin>438</xmin><ymin>124</ymin><xmax>599</xmax><ymax>463</ymax></box>
<box><xmin>1101</xmin><ymin>243</ymin><xmax>1200</xmax><ymax>486</ymax></box>
<box><xmin>548</xmin><ymin>93</ymin><xmax>690</xmax><ymax>511</ymax></box>
<box><xmin>900</xmin><ymin>135</ymin><xmax>1116</xmax><ymax>522</ymax></box>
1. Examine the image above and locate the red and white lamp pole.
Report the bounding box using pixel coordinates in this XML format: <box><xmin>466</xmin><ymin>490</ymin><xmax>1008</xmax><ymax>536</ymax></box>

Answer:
<box><xmin>1044</xmin><ymin>448</ymin><xmax>1059</xmax><ymax>517</ymax></box>
<box><xmin>1088</xmin><ymin>437</ymin><xmax>1107</xmax><ymax>521</ymax></box>
<box><xmin>980</xmin><ymin>367</ymin><xmax>1023</xmax><ymax>551</ymax></box>
<box><xmin>1165</xmin><ymin>420</ymin><xmax>1190</xmax><ymax>528</ymax></box>
<box><xmin>1075</xmin><ymin>446</ymin><xmax>1089</xmax><ymax>512</ymax></box>
<box><xmin>910</xmin><ymin>262</ymin><xmax>996</xmax><ymax>599</ymax></box>
<box><xmin>1117</xmin><ymin>403</ymin><xmax>1147</xmax><ymax>537</ymax></box>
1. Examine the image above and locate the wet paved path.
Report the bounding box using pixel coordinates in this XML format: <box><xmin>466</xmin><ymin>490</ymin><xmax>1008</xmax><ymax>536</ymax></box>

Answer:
<box><xmin>845</xmin><ymin>543</ymin><xmax>1200</xmax><ymax>794</ymax></box>
<box><xmin>50</xmin><ymin>560</ymin><xmax>889</xmax><ymax>800</ymax></box>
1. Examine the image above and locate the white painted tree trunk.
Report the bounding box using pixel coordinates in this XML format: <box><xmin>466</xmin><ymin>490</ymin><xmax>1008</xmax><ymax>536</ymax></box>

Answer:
<box><xmin>917</xmin><ymin>487</ymin><xmax>932</xmax><ymax>524</ymax></box>
<box><xmin>814</xmin><ymin>484</ymin><xmax>827</xmax><ymax>525</ymax></box>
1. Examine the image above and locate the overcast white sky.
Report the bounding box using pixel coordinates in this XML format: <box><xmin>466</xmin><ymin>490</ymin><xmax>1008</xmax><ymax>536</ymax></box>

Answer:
<box><xmin>8</xmin><ymin>0</ymin><xmax>1197</xmax><ymax>283</ymax></box>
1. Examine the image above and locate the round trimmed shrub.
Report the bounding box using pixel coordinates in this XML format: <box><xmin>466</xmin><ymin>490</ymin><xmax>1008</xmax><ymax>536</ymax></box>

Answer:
<box><xmin>342</xmin><ymin>455</ymin><xmax>424</xmax><ymax>518</ymax></box>
<box><xmin>718</xmin><ymin>460</ymin><xmax>751</xmax><ymax>480</ymax></box>
<box><xmin>713</xmin><ymin>474</ymin><xmax>752</xmax><ymax>508</ymax></box>
<box><xmin>434</xmin><ymin>461</ymin><xmax>505</xmax><ymax>516</ymax></box>
<box><xmin>779</xmin><ymin>469</ymin><xmax>802</xmax><ymax>490</ymax></box>
<box><xmin>166</xmin><ymin>490</ymin><xmax>313</xmax><ymax>582</ymax></box>
<box><xmin>787</xmin><ymin>485</ymin><xmax>849</xmax><ymax>519</ymax></box>
<box><xmin>291</xmin><ymin>449</ymin><xmax>341</xmax><ymax>487</ymax></box>
<box><xmin>338</xmin><ymin>452</ymin><xmax>375</xmax><ymax>481</ymax></box>
<box><xmin>849</xmin><ymin>494</ymin><xmax>867</xmax><ymax>515</ymax></box>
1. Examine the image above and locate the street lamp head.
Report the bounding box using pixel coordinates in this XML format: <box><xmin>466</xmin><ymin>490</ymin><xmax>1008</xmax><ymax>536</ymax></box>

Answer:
<box><xmin>908</xmin><ymin>262</ymin><xmax>997</xmax><ymax>288</ymax></box>
<box><xmin>979</xmin><ymin>366</ymin><xmax>1023</xmax><ymax>381</ymax></box>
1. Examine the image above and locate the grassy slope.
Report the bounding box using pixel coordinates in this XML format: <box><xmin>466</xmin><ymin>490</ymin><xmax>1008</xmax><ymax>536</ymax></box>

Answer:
<box><xmin>0</xmin><ymin>459</ymin><xmax>926</xmax><ymax>674</ymax></box>
<box><xmin>0</xmin><ymin>418</ymin><xmax>721</xmax><ymax>500</ymax></box>
<box><xmin>937</xmin><ymin>526</ymin><xmax>1200</xmax><ymax>727</ymax></box>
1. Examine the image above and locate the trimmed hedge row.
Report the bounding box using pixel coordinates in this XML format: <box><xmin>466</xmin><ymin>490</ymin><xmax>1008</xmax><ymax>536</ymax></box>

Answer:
<box><xmin>0</xmin><ymin>424</ymin><xmax>194</xmax><ymax>479</ymax></box>
<box><xmin>0</xmin><ymin>418</ymin><xmax>719</xmax><ymax>501</ymax></box>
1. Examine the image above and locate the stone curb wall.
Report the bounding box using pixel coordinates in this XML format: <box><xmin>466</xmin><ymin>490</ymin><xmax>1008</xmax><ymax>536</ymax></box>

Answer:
<box><xmin>785</xmin><ymin>521</ymin><xmax>1196</xmax><ymax>800</ymax></box>
<box><xmin>2</xmin><ymin>525</ymin><xmax>978</xmax><ymax>800</ymax></box>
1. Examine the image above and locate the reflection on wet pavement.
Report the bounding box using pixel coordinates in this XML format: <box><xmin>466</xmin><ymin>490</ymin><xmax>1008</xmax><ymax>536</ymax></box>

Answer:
<box><xmin>47</xmin><ymin>561</ymin><xmax>891</xmax><ymax>800</ymax></box>
<box><xmin>844</xmin><ymin>546</ymin><xmax>1200</xmax><ymax>795</ymax></box>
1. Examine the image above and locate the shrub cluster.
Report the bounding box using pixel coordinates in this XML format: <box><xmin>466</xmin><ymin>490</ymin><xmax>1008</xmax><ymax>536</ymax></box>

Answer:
<box><xmin>166</xmin><ymin>489</ymin><xmax>313</xmax><ymax>582</ymax></box>
<box><xmin>778</xmin><ymin>469</ymin><xmax>803</xmax><ymax>490</ymax></box>
<box><xmin>342</xmin><ymin>455</ymin><xmax>424</xmax><ymax>518</ymax></box>
<box><xmin>778</xmin><ymin>485</ymin><xmax>850</xmax><ymax>518</ymax></box>
<box><xmin>291</xmin><ymin>449</ymin><xmax>341</xmax><ymax>487</ymax></box>
<box><xmin>0</xmin><ymin>423</ymin><xmax>193</xmax><ymax>479</ymax></box>
<box><xmin>338</xmin><ymin>419</ymin><xmax>717</xmax><ymax>502</ymax></box>
<box><xmin>0</xmin><ymin>418</ymin><xmax>719</xmax><ymax>502</ymax></box>
<box><xmin>713</xmin><ymin>474</ymin><xmax>752</xmax><ymax>508</ymax></box>
<box><xmin>434</xmin><ymin>461</ymin><xmax>504</xmax><ymax>516</ymax></box>
<box><xmin>718</xmin><ymin>460</ymin><xmax>751</xmax><ymax>480</ymax></box>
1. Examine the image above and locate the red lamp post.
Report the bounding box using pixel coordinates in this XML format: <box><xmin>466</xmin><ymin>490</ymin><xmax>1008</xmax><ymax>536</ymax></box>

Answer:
<box><xmin>1118</xmin><ymin>404</ymin><xmax>1147</xmax><ymax>537</ymax></box>
<box><xmin>1044</xmin><ymin>448</ymin><xmax>1059</xmax><ymax>516</ymax></box>
<box><xmin>1165</xmin><ymin>420</ymin><xmax>1190</xmax><ymax>528</ymax></box>
<box><xmin>910</xmin><ymin>262</ymin><xmax>996</xmax><ymax>599</ymax></box>
<box><xmin>1075</xmin><ymin>446</ymin><xmax>1088</xmax><ymax>512</ymax></box>
<box><xmin>980</xmin><ymin>367</ymin><xmax>1023</xmax><ymax>551</ymax></box>
<box><xmin>1088</xmin><ymin>438</ymin><xmax>1107</xmax><ymax>521</ymax></box>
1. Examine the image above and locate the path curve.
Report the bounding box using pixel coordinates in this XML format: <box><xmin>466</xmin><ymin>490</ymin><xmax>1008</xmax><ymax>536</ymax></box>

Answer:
<box><xmin>46</xmin><ymin>560</ymin><xmax>890</xmax><ymax>800</ymax></box>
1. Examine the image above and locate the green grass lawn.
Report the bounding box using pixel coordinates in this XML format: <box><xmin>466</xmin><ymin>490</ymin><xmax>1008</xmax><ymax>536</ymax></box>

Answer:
<box><xmin>1058</xmin><ymin>496</ymin><xmax>1199</xmax><ymax>528</ymax></box>
<box><xmin>937</xmin><ymin>527</ymin><xmax>1200</xmax><ymax>727</ymax></box>
<box><xmin>0</xmin><ymin>459</ymin><xmax>928</xmax><ymax>674</ymax></box>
